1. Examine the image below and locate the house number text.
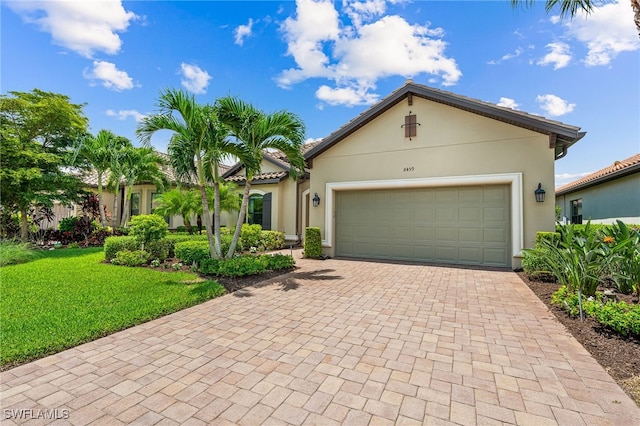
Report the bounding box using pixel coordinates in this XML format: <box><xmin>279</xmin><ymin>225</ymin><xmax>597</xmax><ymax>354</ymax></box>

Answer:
<box><xmin>403</xmin><ymin>167</ymin><xmax>415</xmax><ymax>172</ymax></box>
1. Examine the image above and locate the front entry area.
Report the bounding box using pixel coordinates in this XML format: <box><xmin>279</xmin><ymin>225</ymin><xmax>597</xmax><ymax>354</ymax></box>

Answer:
<box><xmin>335</xmin><ymin>185</ymin><xmax>511</xmax><ymax>267</ymax></box>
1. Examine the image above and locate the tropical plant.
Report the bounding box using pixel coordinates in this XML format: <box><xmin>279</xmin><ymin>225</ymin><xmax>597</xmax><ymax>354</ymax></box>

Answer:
<box><xmin>216</xmin><ymin>96</ymin><xmax>306</xmax><ymax>258</ymax></box>
<box><xmin>602</xmin><ymin>221</ymin><xmax>640</xmax><ymax>297</ymax></box>
<box><xmin>72</xmin><ymin>130</ymin><xmax>130</xmax><ymax>226</ymax></box>
<box><xmin>511</xmin><ymin>0</ymin><xmax>640</xmax><ymax>38</ymax></box>
<box><xmin>536</xmin><ymin>222</ymin><xmax>613</xmax><ymax>297</ymax></box>
<box><xmin>105</xmin><ymin>138</ymin><xmax>135</xmax><ymax>228</ymax></box>
<box><xmin>137</xmin><ymin>89</ymin><xmax>239</xmax><ymax>259</ymax></box>
<box><xmin>152</xmin><ymin>189</ymin><xmax>201</xmax><ymax>234</ymax></box>
<box><xmin>116</xmin><ymin>147</ymin><xmax>167</xmax><ymax>227</ymax></box>
<box><xmin>0</xmin><ymin>89</ymin><xmax>88</xmax><ymax>240</ymax></box>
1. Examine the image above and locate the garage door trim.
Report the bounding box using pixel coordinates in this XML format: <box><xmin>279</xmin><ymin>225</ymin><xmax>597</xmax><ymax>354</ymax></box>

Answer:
<box><xmin>322</xmin><ymin>173</ymin><xmax>524</xmax><ymax>260</ymax></box>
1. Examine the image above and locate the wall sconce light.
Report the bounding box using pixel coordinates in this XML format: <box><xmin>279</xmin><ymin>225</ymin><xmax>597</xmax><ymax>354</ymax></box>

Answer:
<box><xmin>534</xmin><ymin>183</ymin><xmax>546</xmax><ymax>203</ymax></box>
<box><xmin>313</xmin><ymin>193</ymin><xmax>320</xmax><ymax>207</ymax></box>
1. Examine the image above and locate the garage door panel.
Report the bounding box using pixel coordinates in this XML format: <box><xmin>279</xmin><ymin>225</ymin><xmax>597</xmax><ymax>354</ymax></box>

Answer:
<box><xmin>459</xmin><ymin>227</ymin><xmax>483</xmax><ymax>243</ymax></box>
<box><xmin>459</xmin><ymin>207</ymin><xmax>482</xmax><ymax>222</ymax></box>
<box><xmin>336</xmin><ymin>185</ymin><xmax>510</xmax><ymax>267</ymax></box>
<box><xmin>484</xmin><ymin>227</ymin><xmax>508</xmax><ymax>244</ymax></box>
<box><xmin>436</xmin><ymin>207</ymin><xmax>458</xmax><ymax>223</ymax></box>
<box><xmin>436</xmin><ymin>227</ymin><xmax>458</xmax><ymax>242</ymax></box>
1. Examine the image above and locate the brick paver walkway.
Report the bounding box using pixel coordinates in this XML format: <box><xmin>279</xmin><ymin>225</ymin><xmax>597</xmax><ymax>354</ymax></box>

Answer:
<box><xmin>2</xmin><ymin>251</ymin><xmax>639</xmax><ymax>425</ymax></box>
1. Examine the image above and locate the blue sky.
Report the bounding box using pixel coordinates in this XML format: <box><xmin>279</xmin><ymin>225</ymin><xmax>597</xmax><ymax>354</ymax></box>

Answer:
<box><xmin>2</xmin><ymin>0</ymin><xmax>638</xmax><ymax>187</ymax></box>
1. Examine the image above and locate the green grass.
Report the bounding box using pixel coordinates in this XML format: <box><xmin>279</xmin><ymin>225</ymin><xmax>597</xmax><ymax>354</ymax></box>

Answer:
<box><xmin>0</xmin><ymin>240</ymin><xmax>41</xmax><ymax>266</ymax></box>
<box><xmin>0</xmin><ymin>248</ymin><xmax>225</xmax><ymax>368</ymax></box>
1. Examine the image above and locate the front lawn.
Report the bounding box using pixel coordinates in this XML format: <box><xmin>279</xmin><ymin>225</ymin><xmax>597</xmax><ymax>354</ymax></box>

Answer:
<box><xmin>0</xmin><ymin>248</ymin><xmax>225</xmax><ymax>369</ymax></box>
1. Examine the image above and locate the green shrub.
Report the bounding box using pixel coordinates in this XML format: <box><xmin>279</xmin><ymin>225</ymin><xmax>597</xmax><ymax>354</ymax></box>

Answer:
<box><xmin>0</xmin><ymin>240</ymin><xmax>39</xmax><ymax>266</ymax></box>
<box><xmin>521</xmin><ymin>248</ymin><xmax>556</xmax><ymax>282</ymax></box>
<box><xmin>104</xmin><ymin>236</ymin><xmax>138</xmax><ymax>261</ymax></box>
<box><xmin>67</xmin><ymin>242</ymin><xmax>80</xmax><ymax>249</ymax></box>
<box><xmin>240</xmin><ymin>224</ymin><xmax>262</xmax><ymax>250</ymax></box>
<box><xmin>58</xmin><ymin>216</ymin><xmax>79</xmax><ymax>233</ymax></box>
<box><xmin>175</xmin><ymin>225</ymin><xmax>187</xmax><ymax>233</ymax></box>
<box><xmin>260</xmin><ymin>231</ymin><xmax>286</xmax><ymax>251</ymax></box>
<box><xmin>129</xmin><ymin>214</ymin><xmax>168</xmax><ymax>247</ymax></box>
<box><xmin>535</xmin><ymin>231</ymin><xmax>560</xmax><ymax>248</ymax></box>
<box><xmin>263</xmin><ymin>253</ymin><xmax>295</xmax><ymax>270</ymax></box>
<box><xmin>200</xmin><ymin>253</ymin><xmax>295</xmax><ymax>277</ymax></box>
<box><xmin>111</xmin><ymin>250</ymin><xmax>150</xmax><ymax>267</ymax></box>
<box><xmin>174</xmin><ymin>241</ymin><xmax>211</xmax><ymax>265</ymax></box>
<box><xmin>216</xmin><ymin>255</ymin><xmax>267</xmax><ymax>277</ymax></box>
<box><xmin>552</xmin><ymin>286</ymin><xmax>640</xmax><ymax>337</ymax></box>
<box><xmin>304</xmin><ymin>227</ymin><xmax>322</xmax><ymax>258</ymax></box>
<box><xmin>601</xmin><ymin>221</ymin><xmax>640</xmax><ymax>297</ymax></box>
<box><xmin>146</xmin><ymin>239</ymin><xmax>172</xmax><ymax>262</ymax></box>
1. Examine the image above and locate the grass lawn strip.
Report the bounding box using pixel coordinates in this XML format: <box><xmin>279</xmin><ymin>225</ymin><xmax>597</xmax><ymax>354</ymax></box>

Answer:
<box><xmin>0</xmin><ymin>248</ymin><xmax>225</xmax><ymax>368</ymax></box>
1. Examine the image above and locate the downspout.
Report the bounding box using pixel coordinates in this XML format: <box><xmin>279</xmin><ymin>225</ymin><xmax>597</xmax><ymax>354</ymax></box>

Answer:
<box><xmin>295</xmin><ymin>176</ymin><xmax>303</xmax><ymax>245</ymax></box>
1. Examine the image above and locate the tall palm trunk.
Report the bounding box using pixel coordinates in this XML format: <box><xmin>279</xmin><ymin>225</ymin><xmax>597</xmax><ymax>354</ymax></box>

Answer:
<box><xmin>97</xmin><ymin>171</ymin><xmax>107</xmax><ymax>227</ymax></box>
<box><xmin>112</xmin><ymin>183</ymin><xmax>121</xmax><ymax>229</ymax></box>
<box><xmin>226</xmin><ymin>179</ymin><xmax>252</xmax><ymax>258</ymax></box>
<box><xmin>120</xmin><ymin>186</ymin><xmax>132</xmax><ymax>227</ymax></box>
<box><xmin>196</xmin><ymin>156</ymin><xmax>220</xmax><ymax>259</ymax></box>
<box><xmin>213</xmin><ymin>180</ymin><xmax>223</xmax><ymax>257</ymax></box>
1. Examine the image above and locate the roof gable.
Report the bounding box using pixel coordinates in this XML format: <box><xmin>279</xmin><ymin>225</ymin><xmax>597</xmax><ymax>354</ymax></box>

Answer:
<box><xmin>304</xmin><ymin>80</ymin><xmax>585</xmax><ymax>163</ymax></box>
<box><xmin>556</xmin><ymin>153</ymin><xmax>640</xmax><ymax>195</ymax></box>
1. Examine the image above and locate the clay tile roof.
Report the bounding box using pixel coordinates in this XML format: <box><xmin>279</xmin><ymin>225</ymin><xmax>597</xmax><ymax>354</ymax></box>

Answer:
<box><xmin>555</xmin><ymin>153</ymin><xmax>640</xmax><ymax>195</ymax></box>
<box><xmin>225</xmin><ymin>171</ymin><xmax>288</xmax><ymax>183</ymax></box>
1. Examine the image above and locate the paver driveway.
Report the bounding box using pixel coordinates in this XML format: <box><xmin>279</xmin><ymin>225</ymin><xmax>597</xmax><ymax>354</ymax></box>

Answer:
<box><xmin>2</xmin><ymin>251</ymin><xmax>639</xmax><ymax>425</ymax></box>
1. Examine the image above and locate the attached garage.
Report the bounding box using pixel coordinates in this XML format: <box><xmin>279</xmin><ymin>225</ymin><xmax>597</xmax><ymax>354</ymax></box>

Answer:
<box><xmin>335</xmin><ymin>185</ymin><xmax>511</xmax><ymax>267</ymax></box>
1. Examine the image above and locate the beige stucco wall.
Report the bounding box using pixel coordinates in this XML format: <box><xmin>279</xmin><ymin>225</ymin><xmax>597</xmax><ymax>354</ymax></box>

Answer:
<box><xmin>308</xmin><ymin>96</ymin><xmax>556</xmax><ymax>267</ymax></box>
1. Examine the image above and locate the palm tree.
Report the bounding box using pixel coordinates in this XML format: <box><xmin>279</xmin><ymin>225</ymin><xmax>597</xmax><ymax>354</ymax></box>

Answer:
<box><xmin>118</xmin><ymin>147</ymin><xmax>167</xmax><ymax>226</ymax></box>
<box><xmin>216</xmin><ymin>97</ymin><xmax>306</xmax><ymax>258</ymax></box>
<box><xmin>152</xmin><ymin>188</ymin><xmax>200</xmax><ymax>234</ymax></box>
<box><xmin>73</xmin><ymin>130</ymin><xmax>129</xmax><ymax>226</ymax></box>
<box><xmin>137</xmin><ymin>89</ymin><xmax>237</xmax><ymax>258</ymax></box>
<box><xmin>511</xmin><ymin>0</ymin><xmax>640</xmax><ymax>37</ymax></box>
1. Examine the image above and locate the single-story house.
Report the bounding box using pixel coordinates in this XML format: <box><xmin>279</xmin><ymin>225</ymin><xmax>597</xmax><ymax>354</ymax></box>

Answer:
<box><xmin>555</xmin><ymin>153</ymin><xmax>640</xmax><ymax>225</ymax></box>
<box><xmin>223</xmin><ymin>80</ymin><xmax>585</xmax><ymax>268</ymax></box>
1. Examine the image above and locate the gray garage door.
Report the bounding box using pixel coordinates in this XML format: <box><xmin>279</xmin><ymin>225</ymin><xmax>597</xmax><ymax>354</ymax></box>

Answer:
<box><xmin>335</xmin><ymin>185</ymin><xmax>511</xmax><ymax>267</ymax></box>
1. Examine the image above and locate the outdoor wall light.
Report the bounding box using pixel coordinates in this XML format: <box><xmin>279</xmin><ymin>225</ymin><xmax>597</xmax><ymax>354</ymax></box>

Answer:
<box><xmin>313</xmin><ymin>193</ymin><xmax>320</xmax><ymax>207</ymax></box>
<box><xmin>534</xmin><ymin>183</ymin><xmax>546</xmax><ymax>203</ymax></box>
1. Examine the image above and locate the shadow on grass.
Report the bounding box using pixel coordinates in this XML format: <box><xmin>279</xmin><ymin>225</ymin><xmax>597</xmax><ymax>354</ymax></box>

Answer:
<box><xmin>232</xmin><ymin>268</ymin><xmax>342</xmax><ymax>298</ymax></box>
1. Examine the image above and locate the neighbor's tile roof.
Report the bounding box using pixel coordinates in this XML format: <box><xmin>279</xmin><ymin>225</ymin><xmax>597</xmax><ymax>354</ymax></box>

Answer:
<box><xmin>78</xmin><ymin>151</ymin><xmax>231</xmax><ymax>188</ymax></box>
<box><xmin>556</xmin><ymin>153</ymin><xmax>640</xmax><ymax>195</ymax></box>
<box><xmin>225</xmin><ymin>171</ymin><xmax>288</xmax><ymax>183</ymax></box>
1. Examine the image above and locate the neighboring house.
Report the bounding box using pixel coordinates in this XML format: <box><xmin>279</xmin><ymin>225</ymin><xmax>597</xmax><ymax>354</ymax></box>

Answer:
<box><xmin>555</xmin><ymin>153</ymin><xmax>640</xmax><ymax>225</ymax></box>
<box><xmin>226</xmin><ymin>80</ymin><xmax>585</xmax><ymax>268</ymax></box>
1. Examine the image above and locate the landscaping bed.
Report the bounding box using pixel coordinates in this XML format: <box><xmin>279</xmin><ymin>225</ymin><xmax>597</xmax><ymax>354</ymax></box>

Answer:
<box><xmin>518</xmin><ymin>272</ymin><xmax>640</xmax><ymax>406</ymax></box>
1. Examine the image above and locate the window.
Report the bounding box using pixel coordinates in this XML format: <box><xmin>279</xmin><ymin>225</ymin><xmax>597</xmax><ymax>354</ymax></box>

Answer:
<box><xmin>247</xmin><ymin>194</ymin><xmax>263</xmax><ymax>226</ymax></box>
<box><xmin>130</xmin><ymin>193</ymin><xmax>141</xmax><ymax>217</ymax></box>
<box><xmin>404</xmin><ymin>114</ymin><xmax>417</xmax><ymax>138</ymax></box>
<box><xmin>571</xmin><ymin>199</ymin><xmax>582</xmax><ymax>224</ymax></box>
<box><xmin>151</xmin><ymin>192</ymin><xmax>170</xmax><ymax>225</ymax></box>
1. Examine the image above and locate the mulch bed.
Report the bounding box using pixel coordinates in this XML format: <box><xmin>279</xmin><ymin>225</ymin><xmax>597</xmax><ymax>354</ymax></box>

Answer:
<box><xmin>517</xmin><ymin>272</ymin><xmax>640</xmax><ymax>406</ymax></box>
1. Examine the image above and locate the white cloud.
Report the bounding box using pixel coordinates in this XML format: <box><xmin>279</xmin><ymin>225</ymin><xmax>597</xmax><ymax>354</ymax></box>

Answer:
<box><xmin>7</xmin><ymin>1</ymin><xmax>137</xmax><ymax>58</ymax></box>
<box><xmin>278</xmin><ymin>0</ymin><xmax>461</xmax><ymax>107</ymax></box>
<box><xmin>106</xmin><ymin>109</ymin><xmax>145</xmax><ymax>122</ymax></box>
<box><xmin>536</xmin><ymin>94</ymin><xmax>576</xmax><ymax>117</ymax></box>
<box><xmin>537</xmin><ymin>42</ymin><xmax>572</xmax><ymax>69</ymax></box>
<box><xmin>179</xmin><ymin>63</ymin><xmax>211</xmax><ymax>94</ymax></box>
<box><xmin>554</xmin><ymin>0</ymin><xmax>640</xmax><ymax>66</ymax></box>
<box><xmin>555</xmin><ymin>171</ymin><xmax>593</xmax><ymax>180</ymax></box>
<box><xmin>234</xmin><ymin>18</ymin><xmax>254</xmax><ymax>46</ymax></box>
<box><xmin>497</xmin><ymin>97</ymin><xmax>519</xmax><ymax>109</ymax></box>
<box><xmin>84</xmin><ymin>61</ymin><xmax>134</xmax><ymax>91</ymax></box>
<box><xmin>316</xmin><ymin>85</ymin><xmax>380</xmax><ymax>107</ymax></box>
<box><xmin>488</xmin><ymin>47</ymin><xmax>524</xmax><ymax>65</ymax></box>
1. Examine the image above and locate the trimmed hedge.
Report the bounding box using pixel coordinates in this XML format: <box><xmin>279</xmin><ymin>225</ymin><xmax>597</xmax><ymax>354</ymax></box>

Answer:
<box><xmin>304</xmin><ymin>227</ymin><xmax>322</xmax><ymax>258</ymax></box>
<box><xmin>104</xmin><ymin>236</ymin><xmax>172</xmax><ymax>262</ymax></box>
<box><xmin>174</xmin><ymin>241</ymin><xmax>211</xmax><ymax>265</ymax></box>
<box><xmin>200</xmin><ymin>253</ymin><xmax>295</xmax><ymax>277</ymax></box>
<box><xmin>260</xmin><ymin>230</ymin><xmax>286</xmax><ymax>250</ymax></box>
